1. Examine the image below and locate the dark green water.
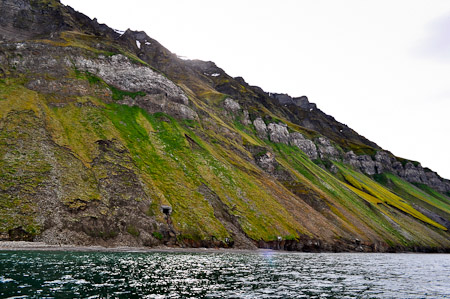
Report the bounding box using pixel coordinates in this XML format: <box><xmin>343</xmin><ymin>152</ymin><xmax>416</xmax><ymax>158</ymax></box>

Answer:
<box><xmin>0</xmin><ymin>250</ymin><xmax>449</xmax><ymax>298</ymax></box>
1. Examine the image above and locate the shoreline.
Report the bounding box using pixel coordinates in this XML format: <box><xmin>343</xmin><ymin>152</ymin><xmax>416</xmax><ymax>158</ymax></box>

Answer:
<box><xmin>1</xmin><ymin>241</ymin><xmax>447</xmax><ymax>254</ymax></box>
<box><xmin>0</xmin><ymin>241</ymin><xmax>272</xmax><ymax>254</ymax></box>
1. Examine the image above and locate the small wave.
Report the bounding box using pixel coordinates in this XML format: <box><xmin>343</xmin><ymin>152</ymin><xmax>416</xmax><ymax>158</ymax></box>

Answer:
<box><xmin>0</xmin><ymin>277</ymin><xmax>15</xmax><ymax>283</ymax></box>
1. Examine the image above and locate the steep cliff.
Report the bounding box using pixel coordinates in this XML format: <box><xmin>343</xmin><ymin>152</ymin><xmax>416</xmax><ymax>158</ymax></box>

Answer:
<box><xmin>1</xmin><ymin>0</ymin><xmax>449</xmax><ymax>252</ymax></box>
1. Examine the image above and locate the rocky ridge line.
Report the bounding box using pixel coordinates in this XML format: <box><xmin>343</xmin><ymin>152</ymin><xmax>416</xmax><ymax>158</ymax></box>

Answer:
<box><xmin>220</xmin><ymin>98</ymin><xmax>450</xmax><ymax>193</ymax></box>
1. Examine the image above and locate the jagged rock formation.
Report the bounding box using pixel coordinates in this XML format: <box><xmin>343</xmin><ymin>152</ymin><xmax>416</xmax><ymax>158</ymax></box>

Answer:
<box><xmin>289</xmin><ymin>133</ymin><xmax>318</xmax><ymax>160</ymax></box>
<box><xmin>271</xmin><ymin>93</ymin><xmax>317</xmax><ymax>111</ymax></box>
<box><xmin>1</xmin><ymin>0</ymin><xmax>449</xmax><ymax>252</ymax></box>
<box><xmin>344</xmin><ymin>150</ymin><xmax>450</xmax><ymax>193</ymax></box>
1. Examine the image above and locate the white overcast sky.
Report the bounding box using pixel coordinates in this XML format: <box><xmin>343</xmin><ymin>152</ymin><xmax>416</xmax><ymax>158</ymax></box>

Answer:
<box><xmin>61</xmin><ymin>0</ymin><xmax>450</xmax><ymax>179</ymax></box>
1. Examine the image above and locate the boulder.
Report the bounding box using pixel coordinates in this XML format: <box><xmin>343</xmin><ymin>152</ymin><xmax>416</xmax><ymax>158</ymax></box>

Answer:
<box><xmin>358</xmin><ymin>155</ymin><xmax>376</xmax><ymax>175</ymax></box>
<box><xmin>267</xmin><ymin>123</ymin><xmax>290</xmax><ymax>144</ymax></box>
<box><xmin>253</xmin><ymin>117</ymin><xmax>268</xmax><ymax>139</ymax></box>
<box><xmin>289</xmin><ymin>132</ymin><xmax>318</xmax><ymax>159</ymax></box>
<box><xmin>317</xmin><ymin>137</ymin><xmax>340</xmax><ymax>160</ymax></box>
<box><xmin>223</xmin><ymin>98</ymin><xmax>241</xmax><ymax>113</ymax></box>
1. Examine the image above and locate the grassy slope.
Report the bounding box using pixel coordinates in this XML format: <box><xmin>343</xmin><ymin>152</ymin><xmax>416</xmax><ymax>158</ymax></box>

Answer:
<box><xmin>1</xmin><ymin>33</ymin><xmax>449</xmax><ymax>249</ymax></box>
<box><xmin>384</xmin><ymin>173</ymin><xmax>450</xmax><ymax>214</ymax></box>
<box><xmin>337</xmin><ymin>164</ymin><xmax>446</xmax><ymax>230</ymax></box>
<box><xmin>0</xmin><ymin>79</ymin><xmax>308</xmax><ymax>242</ymax></box>
<box><xmin>225</xmin><ymin>112</ymin><xmax>450</xmax><ymax>248</ymax></box>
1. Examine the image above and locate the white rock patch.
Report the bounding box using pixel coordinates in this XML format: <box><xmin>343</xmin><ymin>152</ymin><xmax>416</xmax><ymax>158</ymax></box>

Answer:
<box><xmin>74</xmin><ymin>54</ymin><xmax>189</xmax><ymax>105</ymax></box>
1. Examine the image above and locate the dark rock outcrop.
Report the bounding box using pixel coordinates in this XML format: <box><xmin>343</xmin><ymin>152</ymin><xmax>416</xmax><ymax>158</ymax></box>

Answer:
<box><xmin>271</xmin><ymin>93</ymin><xmax>317</xmax><ymax>110</ymax></box>
<box><xmin>0</xmin><ymin>0</ymin><xmax>118</xmax><ymax>42</ymax></box>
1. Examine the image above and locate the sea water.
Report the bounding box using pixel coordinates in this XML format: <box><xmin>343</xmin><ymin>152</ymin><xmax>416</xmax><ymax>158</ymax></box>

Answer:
<box><xmin>1</xmin><ymin>250</ymin><xmax>449</xmax><ymax>298</ymax></box>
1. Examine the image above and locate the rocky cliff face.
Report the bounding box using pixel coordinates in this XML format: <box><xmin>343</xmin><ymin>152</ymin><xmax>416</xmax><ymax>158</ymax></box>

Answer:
<box><xmin>343</xmin><ymin>150</ymin><xmax>450</xmax><ymax>193</ymax></box>
<box><xmin>1</xmin><ymin>0</ymin><xmax>449</xmax><ymax>252</ymax></box>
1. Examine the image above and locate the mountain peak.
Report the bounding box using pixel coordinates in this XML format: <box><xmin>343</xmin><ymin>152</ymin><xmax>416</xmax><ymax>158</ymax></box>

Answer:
<box><xmin>0</xmin><ymin>0</ymin><xmax>118</xmax><ymax>42</ymax></box>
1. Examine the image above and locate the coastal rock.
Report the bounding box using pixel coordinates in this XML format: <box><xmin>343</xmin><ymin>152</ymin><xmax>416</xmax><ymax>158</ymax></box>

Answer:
<box><xmin>393</xmin><ymin>162</ymin><xmax>449</xmax><ymax>193</ymax></box>
<box><xmin>267</xmin><ymin>123</ymin><xmax>290</xmax><ymax>144</ymax></box>
<box><xmin>330</xmin><ymin>164</ymin><xmax>338</xmax><ymax>174</ymax></box>
<box><xmin>392</xmin><ymin>161</ymin><xmax>405</xmax><ymax>176</ymax></box>
<box><xmin>425</xmin><ymin>172</ymin><xmax>447</xmax><ymax>192</ymax></box>
<box><xmin>254</xmin><ymin>151</ymin><xmax>294</xmax><ymax>181</ymax></box>
<box><xmin>26</xmin><ymin>77</ymin><xmax>111</xmax><ymax>100</ymax></box>
<box><xmin>272</xmin><ymin>93</ymin><xmax>292</xmax><ymax>105</ymax></box>
<box><xmin>289</xmin><ymin>132</ymin><xmax>318</xmax><ymax>159</ymax></box>
<box><xmin>0</xmin><ymin>0</ymin><xmax>67</xmax><ymax>42</ymax></box>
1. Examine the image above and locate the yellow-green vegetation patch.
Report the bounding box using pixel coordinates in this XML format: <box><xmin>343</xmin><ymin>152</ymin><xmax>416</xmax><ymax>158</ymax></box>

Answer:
<box><xmin>47</xmin><ymin>102</ymin><xmax>119</xmax><ymax>163</ymax></box>
<box><xmin>412</xmin><ymin>181</ymin><xmax>450</xmax><ymax>205</ymax></box>
<box><xmin>126</xmin><ymin>225</ymin><xmax>140</xmax><ymax>237</ymax></box>
<box><xmin>0</xmin><ymin>110</ymin><xmax>52</xmax><ymax>236</ymax></box>
<box><xmin>0</xmin><ymin>80</ymin><xmax>42</xmax><ymax>119</ymax></box>
<box><xmin>200</xmin><ymin>91</ymin><xmax>228</xmax><ymax>105</ymax></box>
<box><xmin>336</xmin><ymin>164</ymin><xmax>446</xmax><ymax>230</ymax></box>
<box><xmin>266</xmin><ymin>142</ymin><xmax>439</xmax><ymax>245</ymax></box>
<box><xmin>343</xmin><ymin>183</ymin><xmax>384</xmax><ymax>205</ymax></box>
<box><xmin>340</xmin><ymin>140</ymin><xmax>377</xmax><ymax>157</ymax></box>
<box><xmin>37</xmin><ymin>31</ymin><xmax>108</xmax><ymax>55</ymax></box>
<box><xmin>0</xmin><ymin>196</ymin><xmax>41</xmax><ymax>236</ymax></box>
<box><xmin>381</xmin><ymin>173</ymin><xmax>450</xmax><ymax>216</ymax></box>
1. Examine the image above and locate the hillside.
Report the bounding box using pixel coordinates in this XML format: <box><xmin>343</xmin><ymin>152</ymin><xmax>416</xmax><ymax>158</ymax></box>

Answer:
<box><xmin>1</xmin><ymin>0</ymin><xmax>449</xmax><ymax>252</ymax></box>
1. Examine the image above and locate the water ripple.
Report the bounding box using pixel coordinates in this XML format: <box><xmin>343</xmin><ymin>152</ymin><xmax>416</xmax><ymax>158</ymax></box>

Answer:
<box><xmin>0</xmin><ymin>251</ymin><xmax>449</xmax><ymax>298</ymax></box>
